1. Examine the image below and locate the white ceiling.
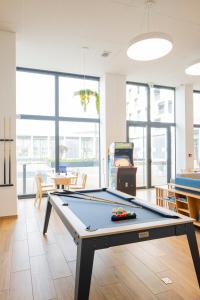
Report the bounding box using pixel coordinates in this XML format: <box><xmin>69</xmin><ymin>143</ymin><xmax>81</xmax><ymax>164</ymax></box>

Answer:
<box><xmin>1</xmin><ymin>0</ymin><xmax>200</xmax><ymax>87</ymax></box>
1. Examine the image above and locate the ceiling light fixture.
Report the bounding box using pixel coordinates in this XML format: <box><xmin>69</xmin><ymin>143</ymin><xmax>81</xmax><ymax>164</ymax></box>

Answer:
<box><xmin>185</xmin><ymin>61</ymin><xmax>200</xmax><ymax>76</ymax></box>
<box><xmin>127</xmin><ymin>0</ymin><xmax>173</xmax><ymax>61</ymax></box>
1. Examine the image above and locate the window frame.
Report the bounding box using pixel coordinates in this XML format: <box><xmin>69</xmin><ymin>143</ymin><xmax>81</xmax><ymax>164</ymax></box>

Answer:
<box><xmin>16</xmin><ymin>67</ymin><xmax>101</xmax><ymax>198</ymax></box>
<box><xmin>126</xmin><ymin>82</ymin><xmax>176</xmax><ymax>188</ymax></box>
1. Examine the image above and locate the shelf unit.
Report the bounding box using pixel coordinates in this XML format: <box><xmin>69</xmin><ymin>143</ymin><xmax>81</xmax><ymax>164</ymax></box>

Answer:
<box><xmin>156</xmin><ymin>184</ymin><xmax>200</xmax><ymax>227</ymax></box>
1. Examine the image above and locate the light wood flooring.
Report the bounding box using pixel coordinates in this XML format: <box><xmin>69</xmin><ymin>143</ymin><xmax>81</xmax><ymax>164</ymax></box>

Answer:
<box><xmin>0</xmin><ymin>191</ymin><xmax>200</xmax><ymax>300</ymax></box>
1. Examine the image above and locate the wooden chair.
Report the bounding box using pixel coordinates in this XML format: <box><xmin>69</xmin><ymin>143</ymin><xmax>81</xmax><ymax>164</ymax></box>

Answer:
<box><xmin>69</xmin><ymin>173</ymin><xmax>87</xmax><ymax>190</ymax></box>
<box><xmin>69</xmin><ymin>172</ymin><xmax>79</xmax><ymax>185</ymax></box>
<box><xmin>34</xmin><ymin>175</ymin><xmax>56</xmax><ymax>207</ymax></box>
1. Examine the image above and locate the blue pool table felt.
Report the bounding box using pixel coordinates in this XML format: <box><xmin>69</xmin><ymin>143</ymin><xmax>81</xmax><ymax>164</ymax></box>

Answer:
<box><xmin>60</xmin><ymin>191</ymin><xmax>174</xmax><ymax>230</ymax></box>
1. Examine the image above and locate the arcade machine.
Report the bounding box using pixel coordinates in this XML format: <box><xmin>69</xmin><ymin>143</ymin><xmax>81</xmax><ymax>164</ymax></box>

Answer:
<box><xmin>108</xmin><ymin>142</ymin><xmax>137</xmax><ymax>196</ymax></box>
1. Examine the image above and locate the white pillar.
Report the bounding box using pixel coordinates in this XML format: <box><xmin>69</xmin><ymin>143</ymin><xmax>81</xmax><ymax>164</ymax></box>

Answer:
<box><xmin>0</xmin><ymin>30</ymin><xmax>17</xmax><ymax>217</ymax></box>
<box><xmin>100</xmin><ymin>73</ymin><xmax>126</xmax><ymax>186</ymax></box>
<box><xmin>176</xmin><ymin>84</ymin><xmax>194</xmax><ymax>173</ymax></box>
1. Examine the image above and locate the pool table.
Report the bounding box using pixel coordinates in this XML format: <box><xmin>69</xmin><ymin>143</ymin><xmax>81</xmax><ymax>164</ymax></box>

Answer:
<box><xmin>43</xmin><ymin>188</ymin><xmax>200</xmax><ymax>300</ymax></box>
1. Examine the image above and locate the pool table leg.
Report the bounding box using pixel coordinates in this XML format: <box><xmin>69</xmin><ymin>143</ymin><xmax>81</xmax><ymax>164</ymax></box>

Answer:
<box><xmin>43</xmin><ymin>197</ymin><xmax>52</xmax><ymax>234</ymax></box>
<box><xmin>75</xmin><ymin>240</ymin><xmax>95</xmax><ymax>300</ymax></box>
<box><xmin>186</xmin><ymin>223</ymin><xmax>200</xmax><ymax>288</ymax></box>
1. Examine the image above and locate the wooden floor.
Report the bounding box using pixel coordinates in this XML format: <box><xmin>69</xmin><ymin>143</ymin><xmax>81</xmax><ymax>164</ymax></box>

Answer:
<box><xmin>0</xmin><ymin>192</ymin><xmax>200</xmax><ymax>300</ymax></box>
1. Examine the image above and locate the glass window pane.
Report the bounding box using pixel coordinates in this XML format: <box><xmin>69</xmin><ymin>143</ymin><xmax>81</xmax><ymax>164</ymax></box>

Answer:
<box><xmin>171</xmin><ymin>127</ymin><xmax>176</xmax><ymax>180</ymax></box>
<box><xmin>151</xmin><ymin>128</ymin><xmax>167</xmax><ymax>185</ymax></box>
<box><xmin>194</xmin><ymin>128</ymin><xmax>200</xmax><ymax>168</ymax></box>
<box><xmin>126</xmin><ymin>84</ymin><xmax>148</xmax><ymax>121</ymax></box>
<box><xmin>59</xmin><ymin>121</ymin><xmax>99</xmax><ymax>188</ymax></box>
<box><xmin>193</xmin><ymin>92</ymin><xmax>200</xmax><ymax>124</ymax></box>
<box><xmin>150</xmin><ymin>87</ymin><xmax>175</xmax><ymax>122</ymax></box>
<box><xmin>16</xmin><ymin>120</ymin><xmax>55</xmax><ymax>195</ymax></box>
<box><xmin>16</xmin><ymin>71</ymin><xmax>55</xmax><ymax>116</ymax></box>
<box><xmin>129</xmin><ymin>126</ymin><xmax>147</xmax><ymax>187</ymax></box>
<box><xmin>59</xmin><ymin>77</ymin><xmax>99</xmax><ymax>118</ymax></box>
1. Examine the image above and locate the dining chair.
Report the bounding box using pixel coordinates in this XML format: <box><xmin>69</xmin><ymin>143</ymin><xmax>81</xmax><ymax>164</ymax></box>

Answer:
<box><xmin>34</xmin><ymin>175</ymin><xmax>56</xmax><ymax>207</ymax></box>
<box><xmin>69</xmin><ymin>171</ymin><xmax>79</xmax><ymax>185</ymax></box>
<box><xmin>69</xmin><ymin>173</ymin><xmax>87</xmax><ymax>190</ymax></box>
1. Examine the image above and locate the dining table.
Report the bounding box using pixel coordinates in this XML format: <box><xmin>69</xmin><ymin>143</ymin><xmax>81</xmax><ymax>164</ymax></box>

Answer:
<box><xmin>48</xmin><ymin>173</ymin><xmax>78</xmax><ymax>189</ymax></box>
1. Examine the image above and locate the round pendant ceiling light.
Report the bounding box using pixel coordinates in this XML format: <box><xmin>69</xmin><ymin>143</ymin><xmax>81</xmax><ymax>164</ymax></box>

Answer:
<box><xmin>185</xmin><ymin>61</ymin><xmax>200</xmax><ymax>76</ymax></box>
<box><xmin>127</xmin><ymin>0</ymin><xmax>173</xmax><ymax>61</ymax></box>
<box><xmin>127</xmin><ymin>32</ymin><xmax>173</xmax><ymax>61</ymax></box>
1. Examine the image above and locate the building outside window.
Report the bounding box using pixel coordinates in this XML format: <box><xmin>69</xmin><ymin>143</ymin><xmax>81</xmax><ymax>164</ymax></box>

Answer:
<box><xmin>33</xmin><ymin>136</ymin><xmax>48</xmax><ymax>159</ymax></box>
<box><xmin>64</xmin><ymin>137</ymin><xmax>79</xmax><ymax>159</ymax></box>
<box><xmin>16</xmin><ymin>136</ymin><xmax>31</xmax><ymax>159</ymax></box>
<box><xmin>193</xmin><ymin>91</ymin><xmax>200</xmax><ymax>169</ymax></box>
<box><xmin>151</xmin><ymin>87</ymin><xmax>175</xmax><ymax>123</ymax></box>
<box><xmin>168</xmin><ymin>100</ymin><xmax>172</xmax><ymax>114</ymax></box>
<box><xmin>158</xmin><ymin>102</ymin><xmax>165</xmax><ymax>115</ymax></box>
<box><xmin>16</xmin><ymin>69</ymin><xmax>100</xmax><ymax>196</ymax></box>
<box><xmin>127</xmin><ymin>84</ymin><xmax>147</xmax><ymax>122</ymax></box>
<box><xmin>129</xmin><ymin>126</ymin><xmax>147</xmax><ymax>187</ymax></box>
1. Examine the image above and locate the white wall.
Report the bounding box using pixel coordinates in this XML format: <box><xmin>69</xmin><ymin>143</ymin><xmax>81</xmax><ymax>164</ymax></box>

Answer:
<box><xmin>0</xmin><ymin>30</ymin><xmax>17</xmax><ymax>217</ymax></box>
<box><xmin>176</xmin><ymin>84</ymin><xmax>194</xmax><ymax>172</ymax></box>
<box><xmin>100</xmin><ymin>73</ymin><xmax>126</xmax><ymax>186</ymax></box>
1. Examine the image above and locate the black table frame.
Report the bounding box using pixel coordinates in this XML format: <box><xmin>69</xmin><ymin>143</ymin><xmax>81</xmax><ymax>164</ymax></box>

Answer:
<box><xmin>43</xmin><ymin>188</ymin><xmax>200</xmax><ymax>300</ymax></box>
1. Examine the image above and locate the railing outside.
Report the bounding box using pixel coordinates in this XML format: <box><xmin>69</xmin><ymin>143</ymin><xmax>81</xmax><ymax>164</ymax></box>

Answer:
<box><xmin>17</xmin><ymin>161</ymin><xmax>99</xmax><ymax>195</ymax></box>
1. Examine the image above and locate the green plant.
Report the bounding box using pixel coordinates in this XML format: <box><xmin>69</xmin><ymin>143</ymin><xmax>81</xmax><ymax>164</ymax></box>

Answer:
<box><xmin>74</xmin><ymin>89</ymin><xmax>100</xmax><ymax>114</ymax></box>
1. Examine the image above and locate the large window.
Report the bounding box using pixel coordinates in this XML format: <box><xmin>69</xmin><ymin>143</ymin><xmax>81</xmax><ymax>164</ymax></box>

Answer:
<box><xmin>16</xmin><ymin>119</ymin><xmax>55</xmax><ymax>195</ymax></box>
<box><xmin>127</xmin><ymin>84</ymin><xmax>147</xmax><ymax>121</ymax></box>
<box><xmin>59</xmin><ymin>122</ymin><xmax>99</xmax><ymax>189</ymax></box>
<box><xmin>151</xmin><ymin>127</ymin><xmax>168</xmax><ymax>186</ymax></box>
<box><xmin>193</xmin><ymin>91</ymin><xmax>200</xmax><ymax>168</ymax></box>
<box><xmin>150</xmin><ymin>87</ymin><xmax>175</xmax><ymax>123</ymax></box>
<box><xmin>59</xmin><ymin>77</ymin><xmax>99</xmax><ymax>118</ymax></box>
<box><xmin>16</xmin><ymin>72</ymin><xmax>55</xmax><ymax>116</ymax></box>
<box><xmin>129</xmin><ymin>126</ymin><xmax>147</xmax><ymax>187</ymax></box>
<box><xmin>127</xmin><ymin>83</ymin><xmax>175</xmax><ymax>188</ymax></box>
<box><xmin>16</xmin><ymin>68</ymin><xmax>100</xmax><ymax>196</ymax></box>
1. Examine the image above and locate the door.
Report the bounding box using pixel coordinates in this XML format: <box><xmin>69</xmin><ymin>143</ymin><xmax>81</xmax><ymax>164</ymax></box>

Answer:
<box><xmin>151</xmin><ymin>127</ymin><xmax>168</xmax><ymax>186</ymax></box>
<box><xmin>128</xmin><ymin>126</ymin><xmax>147</xmax><ymax>188</ymax></box>
<box><xmin>128</xmin><ymin>124</ymin><xmax>174</xmax><ymax>188</ymax></box>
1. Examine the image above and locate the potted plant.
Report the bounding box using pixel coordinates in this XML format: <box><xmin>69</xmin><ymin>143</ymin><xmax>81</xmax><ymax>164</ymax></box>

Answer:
<box><xmin>74</xmin><ymin>89</ymin><xmax>100</xmax><ymax>114</ymax></box>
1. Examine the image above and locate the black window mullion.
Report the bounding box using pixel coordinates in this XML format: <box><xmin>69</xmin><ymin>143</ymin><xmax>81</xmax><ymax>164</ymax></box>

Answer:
<box><xmin>147</xmin><ymin>85</ymin><xmax>151</xmax><ymax>188</ymax></box>
<box><xmin>58</xmin><ymin>116</ymin><xmax>100</xmax><ymax>123</ymax></box>
<box><xmin>55</xmin><ymin>75</ymin><xmax>59</xmax><ymax>172</ymax></box>
<box><xmin>17</xmin><ymin>66</ymin><xmax>99</xmax><ymax>81</ymax></box>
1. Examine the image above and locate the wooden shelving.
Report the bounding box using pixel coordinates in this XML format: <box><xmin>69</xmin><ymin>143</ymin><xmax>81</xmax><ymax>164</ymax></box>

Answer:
<box><xmin>176</xmin><ymin>199</ymin><xmax>188</xmax><ymax>203</ymax></box>
<box><xmin>156</xmin><ymin>184</ymin><xmax>200</xmax><ymax>227</ymax></box>
<box><xmin>177</xmin><ymin>208</ymin><xmax>190</xmax><ymax>214</ymax></box>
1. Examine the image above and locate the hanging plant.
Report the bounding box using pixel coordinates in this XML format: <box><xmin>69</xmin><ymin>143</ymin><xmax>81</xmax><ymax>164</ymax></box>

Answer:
<box><xmin>74</xmin><ymin>89</ymin><xmax>100</xmax><ymax>114</ymax></box>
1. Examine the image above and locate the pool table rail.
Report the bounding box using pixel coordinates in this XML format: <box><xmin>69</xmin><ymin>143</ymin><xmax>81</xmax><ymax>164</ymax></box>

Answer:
<box><xmin>44</xmin><ymin>192</ymin><xmax>194</xmax><ymax>240</ymax></box>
